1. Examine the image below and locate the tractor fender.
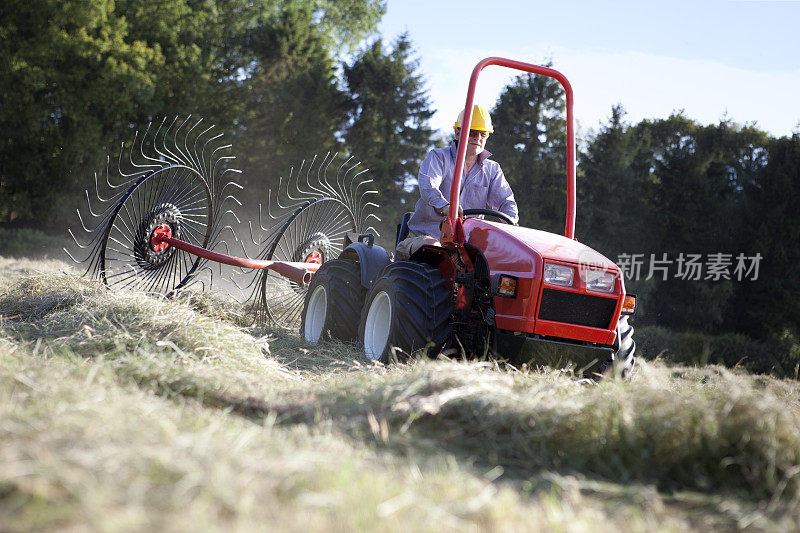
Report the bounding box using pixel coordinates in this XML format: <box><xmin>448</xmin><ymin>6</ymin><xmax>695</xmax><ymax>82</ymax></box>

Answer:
<box><xmin>339</xmin><ymin>241</ymin><xmax>391</xmax><ymax>290</ymax></box>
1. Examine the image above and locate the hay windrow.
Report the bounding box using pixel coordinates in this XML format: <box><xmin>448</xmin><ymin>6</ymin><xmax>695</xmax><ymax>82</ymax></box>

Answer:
<box><xmin>2</xmin><ymin>263</ymin><xmax>800</xmax><ymax>530</ymax></box>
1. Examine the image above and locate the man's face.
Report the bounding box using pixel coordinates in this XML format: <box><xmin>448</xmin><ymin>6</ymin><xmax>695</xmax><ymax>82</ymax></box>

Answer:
<box><xmin>458</xmin><ymin>128</ymin><xmax>490</xmax><ymax>156</ymax></box>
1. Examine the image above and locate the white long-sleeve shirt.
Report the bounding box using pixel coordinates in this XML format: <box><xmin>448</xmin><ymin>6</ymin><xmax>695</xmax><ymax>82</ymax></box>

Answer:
<box><xmin>407</xmin><ymin>143</ymin><xmax>519</xmax><ymax>238</ymax></box>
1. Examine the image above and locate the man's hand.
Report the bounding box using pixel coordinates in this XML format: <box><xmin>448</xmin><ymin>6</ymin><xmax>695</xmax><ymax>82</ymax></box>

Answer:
<box><xmin>434</xmin><ymin>204</ymin><xmax>464</xmax><ymax>217</ymax></box>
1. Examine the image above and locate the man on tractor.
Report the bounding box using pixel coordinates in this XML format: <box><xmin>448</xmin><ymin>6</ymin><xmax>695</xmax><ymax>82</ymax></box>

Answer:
<box><xmin>396</xmin><ymin>104</ymin><xmax>519</xmax><ymax>259</ymax></box>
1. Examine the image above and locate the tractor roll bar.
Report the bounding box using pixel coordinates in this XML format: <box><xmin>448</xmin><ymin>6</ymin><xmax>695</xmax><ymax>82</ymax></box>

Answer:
<box><xmin>447</xmin><ymin>57</ymin><xmax>576</xmax><ymax>242</ymax></box>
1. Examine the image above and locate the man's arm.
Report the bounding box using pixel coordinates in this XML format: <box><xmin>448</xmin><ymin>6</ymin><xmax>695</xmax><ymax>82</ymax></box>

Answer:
<box><xmin>417</xmin><ymin>150</ymin><xmax>449</xmax><ymax>211</ymax></box>
<box><xmin>487</xmin><ymin>165</ymin><xmax>519</xmax><ymax>224</ymax></box>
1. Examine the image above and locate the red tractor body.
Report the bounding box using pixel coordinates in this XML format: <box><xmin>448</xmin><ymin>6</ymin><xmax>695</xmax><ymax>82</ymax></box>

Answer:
<box><xmin>464</xmin><ymin>218</ymin><xmax>625</xmax><ymax>345</ymax></box>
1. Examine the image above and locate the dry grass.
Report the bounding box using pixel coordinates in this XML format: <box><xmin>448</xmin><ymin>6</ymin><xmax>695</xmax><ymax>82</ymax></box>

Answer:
<box><xmin>2</xmin><ymin>256</ymin><xmax>800</xmax><ymax>531</ymax></box>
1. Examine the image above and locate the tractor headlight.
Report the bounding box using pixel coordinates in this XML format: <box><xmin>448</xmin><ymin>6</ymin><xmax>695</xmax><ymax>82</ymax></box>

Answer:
<box><xmin>585</xmin><ymin>269</ymin><xmax>616</xmax><ymax>293</ymax></box>
<box><xmin>543</xmin><ymin>263</ymin><xmax>574</xmax><ymax>287</ymax></box>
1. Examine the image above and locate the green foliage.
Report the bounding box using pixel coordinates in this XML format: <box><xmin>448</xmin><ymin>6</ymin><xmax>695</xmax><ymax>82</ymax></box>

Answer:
<box><xmin>579</xmin><ymin>105</ymin><xmax>656</xmax><ymax>257</ymax></box>
<box><xmin>636</xmin><ymin>325</ymin><xmax>796</xmax><ymax>376</ymax></box>
<box><xmin>235</xmin><ymin>4</ymin><xmax>351</xmax><ymax>192</ymax></box>
<box><xmin>0</xmin><ymin>228</ymin><xmax>68</xmax><ymax>258</ymax></box>
<box><xmin>0</xmin><ymin>0</ymin><xmax>385</xmax><ymax>226</ymax></box>
<box><xmin>490</xmin><ymin>71</ymin><xmax>798</xmax><ymax>339</ymax></box>
<box><xmin>735</xmin><ymin>134</ymin><xmax>800</xmax><ymax>337</ymax></box>
<box><xmin>343</xmin><ymin>33</ymin><xmax>434</xmax><ymax>220</ymax></box>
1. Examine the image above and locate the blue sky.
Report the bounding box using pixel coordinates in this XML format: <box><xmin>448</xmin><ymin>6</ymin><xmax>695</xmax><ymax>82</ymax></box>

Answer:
<box><xmin>377</xmin><ymin>0</ymin><xmax>800</xmax><ymax>137</ymax></box>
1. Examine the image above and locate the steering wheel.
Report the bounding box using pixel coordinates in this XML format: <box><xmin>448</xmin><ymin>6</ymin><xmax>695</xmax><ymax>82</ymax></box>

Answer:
<box><xmin>462</xmin><ymin>208</ymin><xmax>517</xmax><ymax>226</ymax></box>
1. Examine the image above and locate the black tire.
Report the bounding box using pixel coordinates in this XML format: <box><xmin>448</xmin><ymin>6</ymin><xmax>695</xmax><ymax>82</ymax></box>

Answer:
<box><xmin>598</xmin><ymin>315</ymin><xmax>636</xmax><ymax>378</ymax></box>
<box><xmin>301</xmin><ymin>259</ymin><xmax>365</xmax><ymax>342</ymax></box>
<box><xmin>359</xmin><ymin>261</ymin><xmax>453</xmax><ymax>363</ymax></box>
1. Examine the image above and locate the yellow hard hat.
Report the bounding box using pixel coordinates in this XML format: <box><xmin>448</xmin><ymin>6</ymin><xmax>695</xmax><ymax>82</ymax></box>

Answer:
<box><xmin>454</xmin><ymin>105</ymin><xmax>494</xmax><ymax>133</ymax></box>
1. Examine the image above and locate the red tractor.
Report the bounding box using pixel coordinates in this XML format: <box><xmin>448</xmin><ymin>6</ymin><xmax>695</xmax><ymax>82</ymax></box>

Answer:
<box><xmin>66</xmin><ymin>57</ymin><xmax>635</xmax><ymax>377</ymax></box>
<box><xmin>299</xmin><ymin>57</ymin><xmax>637</xmax><ymax>376</ymax></box>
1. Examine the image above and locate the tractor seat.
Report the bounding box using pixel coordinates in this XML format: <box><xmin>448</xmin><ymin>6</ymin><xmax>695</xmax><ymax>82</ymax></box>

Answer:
<box><xmin>395</xmin><ymin>212</ymin><xmax>412</xmax><ymax>248</ymax></box>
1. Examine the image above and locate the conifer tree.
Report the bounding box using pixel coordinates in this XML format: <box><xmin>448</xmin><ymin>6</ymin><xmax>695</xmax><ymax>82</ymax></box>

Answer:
<box><xmin>490</xmin><ymin>69</ymin><xmax>567</xmax><ymax>233</ymax></box>
<box><xmin>343</xmin><ymin>33</ymin><xmax>434</xmax><ymax>219</ymax></box>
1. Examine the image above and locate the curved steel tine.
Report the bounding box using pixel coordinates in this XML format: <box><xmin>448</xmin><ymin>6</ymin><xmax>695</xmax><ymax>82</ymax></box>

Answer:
<box><xmin>62</xmin><ymin>246</ymin><xmax>89</xmax><ymax>265</ymax></box>
<box><xmin>201</xmin><ymin>131</ymin><xmax>224</xmax><ymax>178</ymax></box>
<box><xmin>328</xmin><ymin>152</ymin><xmax>349</xmax><ymax>201</ymax></box>
<box><xmin>138</xmin><ymin>121</ymin><xmax>167</xmax><ymax>166</ymax></box>
<box><xmin>221</xmin><ymin>209</ymin><xmax>241</xmax><ymax>225</ymax></box>
<box><xmin>215</xmin><ymin>239</ymin><xmax>232</xmax><ymax>256</ymax></box>
<box><xmin>248</xmin><ymin>221</ymin><xmax>260</xmax><ymax>246</ymax></box>
<box><xmin>285</xmin><ymin>163</ymin><xmax>304</xmax><ymax>201</ymax></box>
<box><xmin>313</xmin><ymin>152</ymin><xmax>338</xmax><ymax>197</ymax></box>
<box><xmin>151</xmin><ymin>117</ymin><xmax>172</xmax><ymax>163</ymax></box>
<box><xmin>352</xmin><ymin>172</ymin><xmax>373</xmax><ymax>191</ymax></box>
<box><xmin>170</xmin><ymin>115</ymin><xmax>192</xmax><ymax>165</ymax></box>
<box><xmin>336</xmin><ymin>154</ymin><xmax>356</xmax><ymax>191</ymax></box>
<box><xmin>292</xmin><ymin>157</ymin><xmax>321</xmax><ymax>200</ymax></box>
<box><xmin>183</xmin><ymin>117</ymin><xmax>203</xmax><ymax>171</ymax></box>
<box><xmin>109</xmin><ymin>154</ymin><xmax>140</xmax><ymax>189</ymax></box>
<box><xmin>68</xmin><ymin>228</ymin><xmax>93</xmax><ymax>250</ymax></box>
<box><xmin>316</xmin><ymin>152</ymin><xmax>337</xmax><ymax>196</ymax></box>
<box><xmin>227</xmin><ymin>278</ymin><xmax>251</xmax><ymax>302</ymax></box>
<box><xmin>274</xmin><ymin>176</ymin><xmax>298</xmax><ymax>209</ymax></box>
<box><xmin>300</xmin><ymin>154</ymin><xmax>326</xmax><ymax>197</ymax></box>
<box><xmin>119</xmin><ymin>140</ymin><xmax>140</xmax><ymax>177</ymax></box>
<box><xmin>154</xmin><ymin>116</ymin><xmax>178</xmax><ymax>164</ymax></box>
<box><xmin>340</xmin><ymin>158</ymin><xmax>362</xmax><ymax>201</ymax></box>
<box><xmin>125</xmin><ymin>128</ymin><xmax>162</xmax><ymax>172</ymax></box>
<box><xmin>157</xmin><ymin>116</ymin><xmax>181</xmax><ymax>165</ymax></box>
<box><xmin>212</xmin><ymin>225</ymin><xmax>239</xmax><ymax>248</ymax></box>
<box><xmin>83</xmin><ymin>189</ymin><xmax>107</xmax><ymax>218</ymax></box>
<box><xmin>237</xmin><ymin>236</ymin><xmax>257</xmax><ymax>260</ymax></box>
<box><xmin>75</xmin><ymin>207</ymin><xmax>109</xmax><ymax>234</ymax></box>
<box><xmin>303</xmin><ymin>153</ymin><xmax>328</xmax><ymax>197</ymax></box>
<box><xmin>192</xmin><ymin>124</ymin><xmax>215</xmax><ymax>174</ymax></box>
<box><xmin>209</xmin><ymin>150</ymin><xmax>234</xmax><ymax>185</ymax></box>
<box><xmin>364</xmin><ymin>225</ymin><xmax>381</xmax><ymax>237</ymax></box>
<box><xmin>360</xmin><ymin>202</ymin><xmax>381</xmax><ymax>225</ymax></box>
<box><xmin>93</xmin><ymin>171</ymin><xmax>117</xmax><ymax>203</ymax></box>
<box><xmin>319</xmin><ymin>151</ymin><xmax>339</xmax><ymax>195</ymax></box>
<box><xmin>358</xmin><ymin>189</ymin><xmax>379</xmax><ymax>207</ymax></box>
<box><xmin>259</xmin><ymin>202</ymin><xmax>272</xmax><ymax>230</ymax></box>
<box><xmin>218</xmin><ymin>169</ymin><xmax>243</xmax><ymax>191</ymax></box>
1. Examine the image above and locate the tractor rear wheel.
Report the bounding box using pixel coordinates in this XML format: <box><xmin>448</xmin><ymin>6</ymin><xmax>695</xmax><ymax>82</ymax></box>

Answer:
<box><xmin>359</xmin><ymin>261</ymin><xmax>453</xmax><ymax>363</ymax></box>
<box><xmin>301</xmin><ymin>259</ymin><xmax>365</xmax><ymax>342</ymax></box>
<box><xmin>598</xmin><ymin>315</ymin><xmax>636</xmax><ymax>378</ymax></box>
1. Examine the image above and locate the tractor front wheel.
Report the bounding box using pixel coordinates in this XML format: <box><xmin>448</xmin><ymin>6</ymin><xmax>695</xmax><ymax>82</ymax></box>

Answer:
<box><xmin>301</xmin><ymin>259</ymin><xmax>365</xmax><ymax>342</ymax></box>
<box><xmin>598</xmin><ymin>315</ymin><xmax>636</xmax><ymax>378</ymax></box>
<box><xmin>359</xmin><ymin>261</ymin><xmax>453</xmax><ymax>363</ymax></box>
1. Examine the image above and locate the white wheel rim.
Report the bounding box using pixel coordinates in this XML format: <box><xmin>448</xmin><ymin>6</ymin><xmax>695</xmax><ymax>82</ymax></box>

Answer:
<box><xmin>364</xmin><ymin>291</ymin><xmax>391</xmax><ymax>360</ymax></box>
<box><xmin>304</xmin><ymin>285</ymin><xmax>327</xmax><ymax>342</ymax></box>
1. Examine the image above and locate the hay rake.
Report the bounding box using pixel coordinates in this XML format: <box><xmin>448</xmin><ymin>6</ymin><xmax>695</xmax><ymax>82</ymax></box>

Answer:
<box><xmin>66</xmin><ymin>117</ymin><xmax>380</xmax><ymax>328</ymax></box>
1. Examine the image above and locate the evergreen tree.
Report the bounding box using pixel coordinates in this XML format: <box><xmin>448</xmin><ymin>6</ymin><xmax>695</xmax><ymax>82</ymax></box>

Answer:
<box><xmin>342</xmin><ymin>33</ymin><xmax>434</xmax><ymax>221</ymax></box>
<box><xmin>235</xmin><ymin>5</ymin><xmax>350</xmax><ymax>192</ymax></box>
<box><xmin>579</xmin><ymin>105</ymin><xmax>656</xmax><ymax>256</ymax></box>
<box><xmin>490</xmin><ymin>69</ymin><xmax>567</xmax><ymax>233</ymax></box>
<box><xmin>736</xmin><ymin>134</ymin><xmax>800</xmax><ymax>337</ymax></box>
<box><xmin>0</xmin><ymin>0</ymin><xmax>385</xmax><ymax>227</ymax></box>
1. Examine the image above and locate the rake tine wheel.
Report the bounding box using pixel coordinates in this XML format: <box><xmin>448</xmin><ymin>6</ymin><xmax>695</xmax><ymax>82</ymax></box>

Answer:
<box><xmin>239</xmin><ymin>153</ymin><xmax>380</xmax><ymax>329</ymax></box>
<box><xmin>64</xmin><ymin>116</ymin><xmax>242</xmax><ymax>295</ymax></box>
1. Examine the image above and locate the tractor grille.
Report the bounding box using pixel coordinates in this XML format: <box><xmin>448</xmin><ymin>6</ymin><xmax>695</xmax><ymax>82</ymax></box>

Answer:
<box><xmin>538</xmin><ymin>289</ymin><xmax>617</xmax><ymax>329</ymax></box>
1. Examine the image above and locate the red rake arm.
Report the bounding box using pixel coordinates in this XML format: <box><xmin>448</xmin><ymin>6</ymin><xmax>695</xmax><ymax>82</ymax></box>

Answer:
<box><xmin>151</xmin><ymin>230</ymin><xmax>319</xmax><ymax>285</ymax></box>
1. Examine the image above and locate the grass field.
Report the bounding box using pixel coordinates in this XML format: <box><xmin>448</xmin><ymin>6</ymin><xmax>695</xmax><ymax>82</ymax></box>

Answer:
<box><xmin>1</xmin><ymin>254</ymin><xmax>799</xmax><ymax>531</ymax></box>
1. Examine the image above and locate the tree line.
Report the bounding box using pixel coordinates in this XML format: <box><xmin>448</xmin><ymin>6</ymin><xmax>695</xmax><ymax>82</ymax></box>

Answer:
<box><xmin>1</xmin><ymin>1</ymin><xmax>797</xmax><ymax>343</ymax></box>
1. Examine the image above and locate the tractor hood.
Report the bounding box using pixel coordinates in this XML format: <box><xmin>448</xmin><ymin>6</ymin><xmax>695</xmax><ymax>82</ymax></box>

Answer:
<box><xmin>462</xmin><ymin>218</ymin><xmax>619</xmax><ymax>273</ymax></box>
